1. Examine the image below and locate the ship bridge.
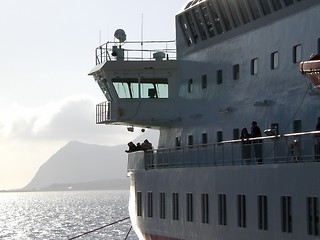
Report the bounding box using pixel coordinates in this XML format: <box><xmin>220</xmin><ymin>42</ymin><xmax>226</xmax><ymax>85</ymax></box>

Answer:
<box><xmin>89</xmin><ymin>37</ymin><xmax>179</xmax><ymax>128</ymax></box>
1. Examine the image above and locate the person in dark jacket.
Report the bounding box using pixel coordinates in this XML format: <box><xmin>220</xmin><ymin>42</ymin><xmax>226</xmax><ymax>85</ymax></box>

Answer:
<box><xmin>240</xmin><ymin>128</ymin><xmax>251</xmax><ymax>164</ymax></box>
<box><xmin>251</xmin><ymin>121</ymin><xmax>263</xmax><ymax>163</ymax></box>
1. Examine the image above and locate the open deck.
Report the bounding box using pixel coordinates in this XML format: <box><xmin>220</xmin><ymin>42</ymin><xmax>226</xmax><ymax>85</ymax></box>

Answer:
<box><xmin>95</xmin><ymin>40</ymin><xmax>176</xmax><ymax>65</ymax></box>
<box><xmin>127</xmin><ymin>131</ymin><xmax>320</xmax><ymax>172</ymax></box>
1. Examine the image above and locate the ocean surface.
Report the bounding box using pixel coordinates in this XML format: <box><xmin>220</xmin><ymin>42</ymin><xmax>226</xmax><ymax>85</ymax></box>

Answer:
<box><xmin>0</xmin><ymin>190</ymin><xmax>138</xmax><ymax>240</ymax></box>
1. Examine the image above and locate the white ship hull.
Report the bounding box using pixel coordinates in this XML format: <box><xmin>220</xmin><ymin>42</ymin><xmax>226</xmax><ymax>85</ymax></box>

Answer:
<box><xmin>129</xmin><ymin>162</ymin><xmax>320</xmax><ymax>239</ymax></box>
<box><xmin>89</xmin><ymin>0</ymin><xmax>320</xmax><ymax>239</ymax></box>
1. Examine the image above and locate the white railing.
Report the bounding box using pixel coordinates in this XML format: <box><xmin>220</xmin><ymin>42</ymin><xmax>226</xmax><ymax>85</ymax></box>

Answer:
<box><xmin>127</xmin><ymin>131</ymin><xmax>320</xmax><ymax>171</ymax></box>
<box><xmin>96</xmin><ymin>102</ymin><xmax>110</xmax><ymax>124</ymax></box>
<box><xmin>95</xmin><ymin>40</ymin><xmax>176</xmax><ymax>65</ymax></box>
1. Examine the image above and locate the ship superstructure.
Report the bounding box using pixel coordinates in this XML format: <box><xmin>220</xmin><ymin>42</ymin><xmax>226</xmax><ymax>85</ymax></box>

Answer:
<box><xmin>90</xmin><ymin>0</ymin><xmax>320</xmax><ymax>239</ymax></box>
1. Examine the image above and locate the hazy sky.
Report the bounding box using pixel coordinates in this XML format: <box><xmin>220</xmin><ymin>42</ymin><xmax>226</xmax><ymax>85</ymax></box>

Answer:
<box><xmin>0</xmin><ymin>0</ymin><xmax>187</xmax><ymax>190</ymax></box>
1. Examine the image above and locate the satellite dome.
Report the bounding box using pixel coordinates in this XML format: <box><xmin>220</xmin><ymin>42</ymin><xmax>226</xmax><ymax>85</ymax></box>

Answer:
<box><xmin>114</xmin><ymin>29</ymin><xmax>126</xmax><ymax>43</ymax></box>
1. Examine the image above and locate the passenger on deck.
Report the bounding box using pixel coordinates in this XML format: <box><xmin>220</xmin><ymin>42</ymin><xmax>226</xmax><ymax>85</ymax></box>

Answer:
<box><xmin>240</xmin><ymin>128</ymin><xmax>251</xmax><ymax>164</ymax></box>
<box><xmin>251</xmin><ymin>121</ymin><xmax>263</xmax><ymax>163</ymax></box>
<box><xmin>136</xmin><ymin>142</ymin><xmax>142</xmax><ymax>151</ymax></box>
<box><xmin>141</xmin><ymin>139</ymin><xmax>153</xmax><ymax>151</ymax></box>
<box><xmin>125</xmin><ymin>141</ymin><xmax>139</xmax><ymax>153</ymax></box>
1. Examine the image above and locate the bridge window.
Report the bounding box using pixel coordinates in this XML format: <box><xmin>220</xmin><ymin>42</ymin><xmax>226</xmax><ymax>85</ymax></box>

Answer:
<box><xmin>112</xmin><ymin>78</ymin><xmax>168</xmax><ymax>99</ymax></box>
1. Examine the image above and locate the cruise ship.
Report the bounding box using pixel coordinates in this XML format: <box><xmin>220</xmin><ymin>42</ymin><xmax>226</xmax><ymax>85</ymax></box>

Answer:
<box><xmin>89</xmin><ymin>0</ymin><xmax>320</xmax><ymax>239</ymax></box>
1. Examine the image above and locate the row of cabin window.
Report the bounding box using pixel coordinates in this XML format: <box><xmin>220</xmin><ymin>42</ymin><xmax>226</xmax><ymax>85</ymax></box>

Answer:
<box><xmin>177</xmin><ymin>119</ymin><xmax>305</xmax><ymax>146</ymax></box>
<box><xmin>181</xmin><ymin>0</ymin><xmax>302</xmax><ymax>46</ymax></box>
<box><xmin>136</xmin><ymin>191</ymin><xmax>319</xmax><ymax>236</ymax></box>
<box><xmin>188</xmin><ymin>44</ymin><xmax>302</xmax><ymax>91</ymax></box>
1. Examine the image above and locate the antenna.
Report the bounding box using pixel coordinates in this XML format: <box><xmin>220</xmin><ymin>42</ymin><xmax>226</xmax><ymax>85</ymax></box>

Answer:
<box><xmin>141</xmin><ymin>14</ymin><xmax>144</xmax><ymax>59</ymax></box>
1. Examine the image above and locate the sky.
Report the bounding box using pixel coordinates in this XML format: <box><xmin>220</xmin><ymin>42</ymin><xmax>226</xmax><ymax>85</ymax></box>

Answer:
<box><xmin>0</xmin><ymin>0</ymin><xmax>187</xmax><ymax>190</ymax></box>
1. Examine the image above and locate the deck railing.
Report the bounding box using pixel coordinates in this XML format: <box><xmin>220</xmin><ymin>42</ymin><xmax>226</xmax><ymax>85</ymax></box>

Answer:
<box><xmin>96</xmin><ymin>102</ymin><xmax>110</xmax><ymax>124</ymax></box>
<box><xmin>128</xmin><ymin>131</ymin><xmax>320</xmax><ymax>171</ymax></box>
<box><xmin>95</xmin><ymin>40</ymin><xmax>176</xmax><ymax>65</ymax></box>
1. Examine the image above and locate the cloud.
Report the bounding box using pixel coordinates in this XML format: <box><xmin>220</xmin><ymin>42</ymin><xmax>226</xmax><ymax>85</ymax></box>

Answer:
<box><xmin>0</xmin><ymin>95</ymin><xmax>147</xmax><ymax>146</ymax></box>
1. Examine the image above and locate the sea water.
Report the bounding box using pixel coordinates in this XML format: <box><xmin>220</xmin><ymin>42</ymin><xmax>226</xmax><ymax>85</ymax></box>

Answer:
<box><xmin>0</xmin><ymin>190</ymin><xmax>138</xmax><ymax>240</ymax></box>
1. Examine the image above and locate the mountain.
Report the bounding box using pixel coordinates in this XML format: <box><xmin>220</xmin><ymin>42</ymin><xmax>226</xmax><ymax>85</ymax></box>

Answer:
<box><xmin>23</xmin><ymin>141</ymin><xmax>129</xmax><ymax>191</ymax></box>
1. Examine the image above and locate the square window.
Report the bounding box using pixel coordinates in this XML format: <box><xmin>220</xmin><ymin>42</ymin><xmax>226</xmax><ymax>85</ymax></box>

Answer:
<box><xmin>218</xmin><ymin>194</ymin><xmax>227</xmax><ymax>225</ymax></box>
<box><xmin>202</xmin><ymin>74</ymin><xmax>207</xmax><ymax>89</ymax></box>
<box><xmin>233</xmin><ymin>64</ymin><xmax>240</xmax><ymax>80</ymax></box>
<box><xmin>281</xmin><ymin>196</ymin><xmax>292</xmax><ymax>233</ymax></box>
<box><xmin>258</xmin><ymin>195</ymin><xmax>268</xmax><ymax>230</ymax></box>
<box><xmin>201</xmin><ymin>193</ymin><xmax>209</xmax><ymax>224</ymax></box>
<box><xmin>271</xmin><ymin>0</ymin><xmax>282</xmax><ymax>11</ymax></box>
<box><xmin>233</xmin><ymin>129</ymin><xmax>240</xmax><ymax>140</ymax></box>
<box><xmin>202</xmin><ymin>133</ymin><xmax>208</xmax><ymax>145</ymax></box>
<box><xmin>307</xmin><ymin>197</ymin><xmax>319</xmax><ymax>236</ymax></box>
<box><xmin>271</xmin><ymin>51</ymin><xmax>279</xmax><ymax>69</ymax></box>
<box><xmin>293</xmin><ymin>120</ymin><xmax>302</xmax><ymax>133</ymax></box>
<box><xmin>293</xmin><ymin>44</ymin><xmax>302</xmax><ymax>63</ymax></box>
<box><xmin>176</xmin><ymin>137</ymin><xmax>181</xmax><ymax>148</ymax></box>
<box><xmin>172</xmin><ymin>193</ymin><xmax>179</xmax><ymax>220</ymax></box>
<box><xmin>251</xmin><ymin>58</ymin><xmax>258</xmax><ymax>75</ymax></box>
<box><xmin>217</xmin><ymin>69</ymin><xmax>223</xmax><ymax>84</ymax></box>
<box><xmin>188</xmin><ymin>79</ymin><xmax>193</xmax><ymax>92</ymax></box>
<box><xmin>147</xmin><ymin>192</ymin><xmax>153</xmax><ymax>218</ymax></box>
<box><xmin>159</xmin><ymin>192</ymin><xmax>166</xmax><ymax>219</ymax></box>
<box><xmin>186</xmin><ymin>193</ymin><xmax>193</xmax><ymax>222</ymax></box>
<box><xmin>188</xmin><ymin>135</ymin><xmax>193</xmax><ymax>146</ymax></box>
<box><xmin>217</xmin><ymin>131</ymin><xmax>223</xmax><ymax>142</ymax></box>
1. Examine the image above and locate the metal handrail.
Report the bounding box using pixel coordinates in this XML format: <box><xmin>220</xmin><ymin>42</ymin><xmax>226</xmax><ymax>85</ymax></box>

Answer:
<box><xmin>95</xmin><ymin>40</ymin><xmax>177</xmax><ymax>65</ymax></box>
<box><xmin>132</xmin><ymin>131</ymin><xmax>320</xmax><ymax>170</ymax></box>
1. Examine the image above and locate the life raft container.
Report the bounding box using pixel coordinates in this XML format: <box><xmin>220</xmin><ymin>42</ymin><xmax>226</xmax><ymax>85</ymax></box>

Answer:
<box><xmin>300</xmin><ymin>54</ymin><xmax>320</xmax><ymax>88</ymax></box>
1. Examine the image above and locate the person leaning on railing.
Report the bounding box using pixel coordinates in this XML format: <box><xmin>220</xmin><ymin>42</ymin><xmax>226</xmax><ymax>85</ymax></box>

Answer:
<box><xmin>251</xmin><ymin>121</ymin><xmax>263</xmax><ymax>164</ymax></box>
